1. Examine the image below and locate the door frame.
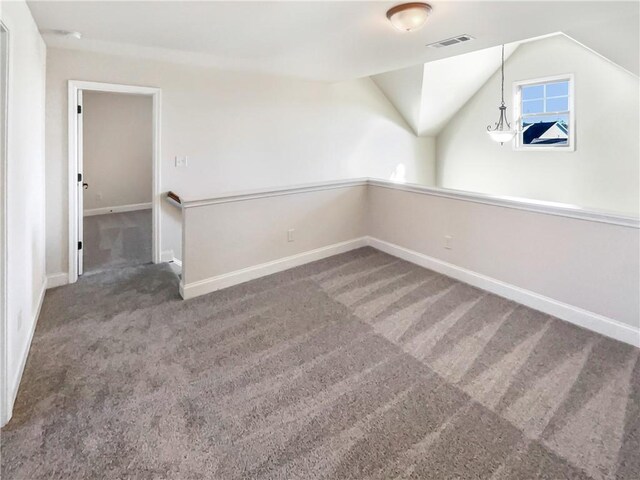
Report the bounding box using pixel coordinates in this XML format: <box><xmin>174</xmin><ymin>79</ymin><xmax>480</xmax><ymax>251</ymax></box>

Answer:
<box><xmin>67</xmin><ymin>80</ymin><xmax>161</xmax><ymax>283</ymax></box>
<box><xmin>0</xmin><ymin>20</ymin><xmax>10</xmax><ymax>426</ymax></box>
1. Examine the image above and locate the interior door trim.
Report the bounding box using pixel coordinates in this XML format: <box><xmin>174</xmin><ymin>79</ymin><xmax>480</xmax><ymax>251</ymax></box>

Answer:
<box><xmin>67</xmin><ymin>80</ymin><xmax>162</xmax><ymax>283</ymax></box>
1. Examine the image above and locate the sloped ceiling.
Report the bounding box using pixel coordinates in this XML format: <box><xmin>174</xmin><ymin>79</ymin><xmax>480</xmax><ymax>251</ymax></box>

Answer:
<box><xmin>373</xmin><ymin>25</ymin><xmax>639</xmax><ymax>138</ymax></box>
<box><xmin>373</xmin><ymin>43</ymin><xmax>518</xmax><ymax>136</ymax></box>
<box><xmin>370</xmin><ymin>64</ymin><xmax>425</xmax><ymax>136</ymax></box>
<box><xmin>564</xmin><ymin>12</ymin><xmax>639</xmax><ymax>79</ymax></box>
<box><xmin>419</xmin><ymin>43</ymin><xmax>519</xmax><ymax>136</ymax></box>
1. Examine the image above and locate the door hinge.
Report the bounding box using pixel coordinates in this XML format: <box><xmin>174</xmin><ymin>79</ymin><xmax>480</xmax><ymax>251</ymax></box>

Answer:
<box><xmin>77</xmin><ymin>105</ymin><xmax>82</xmax><ymax>114</ymax></box>
<box><xmin>78</xmin><ymin>241</ymin><xmax>83</xmax><ymax>250</ymax></box>
<box><xmin>78</xmin><ymin>173</ymin><xmax>82</xmax><ymax>182</ymax></box>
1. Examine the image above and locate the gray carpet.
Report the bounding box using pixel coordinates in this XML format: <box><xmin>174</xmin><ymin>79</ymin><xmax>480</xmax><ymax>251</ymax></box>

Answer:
<box><xmin>83</xmin><ymin>209</ymin><xmax>152</xmax><ymax>274</ymax></box>
<box><xmin>1</xmin><ymin>247</ymin><xmax>638</xmax><ymax>479</ymax></box>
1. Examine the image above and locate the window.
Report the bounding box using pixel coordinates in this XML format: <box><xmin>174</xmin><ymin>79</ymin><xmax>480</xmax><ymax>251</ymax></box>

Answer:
<box><xmin>514</xmin><ymin>75</ymin><xmax>574</xmax><ymax>151</ymax></box>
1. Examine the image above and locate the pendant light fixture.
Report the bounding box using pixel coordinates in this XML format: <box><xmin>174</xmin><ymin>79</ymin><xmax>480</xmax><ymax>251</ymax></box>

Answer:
<box><xmin>386</xmin><ymin>3</ymin><xmax>432</xmax><ymax>32</ymax></box>
<box><xmin>487</xmin><ymin>45</ymin><xmax>516</xmax><ymax>145</ymax></box>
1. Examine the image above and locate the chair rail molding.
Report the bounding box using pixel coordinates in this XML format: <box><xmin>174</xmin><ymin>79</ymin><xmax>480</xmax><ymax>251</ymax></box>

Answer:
<box><xmin>167</xmin><ymin>178</ymin><xmax>639</xmax><ymax>229</ymax></box>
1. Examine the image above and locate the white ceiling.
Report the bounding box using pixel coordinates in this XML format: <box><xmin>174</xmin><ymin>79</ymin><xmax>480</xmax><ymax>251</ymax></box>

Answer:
<box><xmin>418</xmin><ymin>42</ymin><xmax>519</xmax><ymax>136</ymax></box>
<box><xmin>372</xmin><ymin>63</ymin><xmax>425</xmax><ymax>134</ymax></box>
<box><xmin>27</xmin><ymin>1</ymin><xmax>639</xmax><ymax>82</ymax></box>
<box><xmin>373</xmin><ymin>42</ymin><xmax>519</xmax><ymax>136</ymax></box>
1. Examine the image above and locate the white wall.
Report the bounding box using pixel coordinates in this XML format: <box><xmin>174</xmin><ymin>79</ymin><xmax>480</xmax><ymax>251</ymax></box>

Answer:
<box><xmin>0</xmin><ymin>0</ymin><xmax>47</xmax><ymax>423</ymax></box>
<box><xmin>82</xmin><ymin>91</ymin><xmax>152</xmax><ymax>211</ymax></box>
<box><xmin>436</xmin><ymin>35</ymin><xmax>640</xmax><ymax>215</ymax></box>
<box><xmin>45</xmin><ymin>47</ymin><xmax>435</xmax><ymax>275</ymax></box>
<box><xmin>367</xmin><ymin>184</ymin><xmax>639</xmax><ymax>332</ymax></box>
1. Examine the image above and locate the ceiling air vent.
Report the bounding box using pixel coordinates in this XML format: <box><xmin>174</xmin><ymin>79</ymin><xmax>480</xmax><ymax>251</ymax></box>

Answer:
<box><xmin>426</xmin><ymin>35</ymin><xmax>475</xmax><ymax>49</ymax></box>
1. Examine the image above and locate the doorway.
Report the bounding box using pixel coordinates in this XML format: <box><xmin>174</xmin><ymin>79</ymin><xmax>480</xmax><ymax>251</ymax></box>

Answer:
<box><xmin>68</xmin><ymin>81</ymin><xmax>161</xmax><ymax>282</ymax></box>
<box><xmin>82</xmin><ymin>91</ymin><xmax>153</xmax><ymax>273</ymax></box>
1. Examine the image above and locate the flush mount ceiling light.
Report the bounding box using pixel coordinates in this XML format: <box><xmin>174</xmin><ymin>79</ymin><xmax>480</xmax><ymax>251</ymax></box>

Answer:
<box><xmin>386</xmin><ymin>3</ymin><xmax>432</xmax><ymax>32</ymax></box>
<box><xmin>487</xmin><ymin>45</ymin><xmax>516</xmax><ymax>145</ymax></box>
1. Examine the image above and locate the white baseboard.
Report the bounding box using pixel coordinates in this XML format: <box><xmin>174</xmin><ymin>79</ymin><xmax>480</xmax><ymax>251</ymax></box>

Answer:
<box><xmin>178</xmin><ymin>235</ymin><xmax>638</xmax><ymax>346</ymax></box>
<box><xmin>46</xmin><ymin>272</ymin><xmax>69</xmax><ymax>289</ymax></box>
<box><xmin>2</xmin><ymin>280</ymin><xmax>46</xmax><ymax>426</ymax></box>
<box><xmin>366</xmin><ymin>237</ymin><xmax>639</xmax><ymax>348</ymax></box>
<box><xmin>161</xmin><ymin>250</ymin><xmax>182</xmax><ymax>275</ymax></box>
<box><xmin>83</xmin><ymin>202</ymin><xmax>151</xmax><ymax>217</ymax></box>
<box><xmin>180</xmin><ymin>237</ymin><xmax>368</xmax><ymax>300</ymax></box>
<box><xmin>159</xmin><ymin>248</ymin><xmax>182</xmax><ymax>267</ymax></box>
<box><xmin>160</xmin><ymin>250</ymin><xmax>174</xmax><ymax>263</ymax></box>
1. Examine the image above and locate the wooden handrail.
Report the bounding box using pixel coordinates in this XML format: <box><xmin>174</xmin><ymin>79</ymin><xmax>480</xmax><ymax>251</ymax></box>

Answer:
<box><xmin>167</xmin><ymin>191</ymin><xmax>181</xmax><ymax>204</ymax></box>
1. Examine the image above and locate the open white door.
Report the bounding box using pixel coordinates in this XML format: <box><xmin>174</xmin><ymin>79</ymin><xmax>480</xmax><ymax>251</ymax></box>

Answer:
<box><xmin>77</xmin><ymin>89</ymin><xmax>84</xmax><ymax>276</ymax></box>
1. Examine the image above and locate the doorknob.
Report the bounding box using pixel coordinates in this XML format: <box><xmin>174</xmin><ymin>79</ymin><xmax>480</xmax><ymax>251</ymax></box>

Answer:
<box><xmin>83</xmin><ymin>182</ymin><xmax>89</xmax><ymax>190</ymax></box>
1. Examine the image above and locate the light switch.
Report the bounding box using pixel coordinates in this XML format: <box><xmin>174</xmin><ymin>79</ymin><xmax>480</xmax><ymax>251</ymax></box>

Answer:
<box><xmin>175</xmin><ymin>155</ymin><xmax>188</xmax><ymax>167</ymax></box>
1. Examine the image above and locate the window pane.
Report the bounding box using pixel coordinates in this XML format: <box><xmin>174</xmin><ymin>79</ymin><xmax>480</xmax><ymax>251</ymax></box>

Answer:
<box><xmin>521</xmin><ymin>113</ymin><xmax>569</xmax><ymax>146</ymax></box>
<box><xmin>523</xmin><ymin>99</ymin><xmax>544</xmax><ymax>114</ymax></box>
<box><xmin>546</xmin><ymin>81</ymin><xmax>569</xmax><ymax>97</ymax></box>
<box><xmin>522</xmin><ymin>85</ymin><xmax>544</xmax><ymax>100</ymax></box>
<box><xmin>546</xmin><ymin>96</ymin><xmax>568</xmax><ymax>112</ymax></box>
<box><xmin>522</xmin><ymin>84</ymin><xmax>544</xmax><ymax>100</ymax></box>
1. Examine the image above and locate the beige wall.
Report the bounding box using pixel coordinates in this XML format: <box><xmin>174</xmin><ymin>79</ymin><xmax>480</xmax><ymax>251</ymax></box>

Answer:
<box><xmin>45</xmin><ymin>47</ymin><xmax>435</xmax><ymax>275</ymax></box>
<box><xmin>0</xmin><ymin>0</ymin><xmax>47</xmax><ymax>423</ymax></box>
<box><xmin>82</xmin><ymin>91</ymin><xmax>152</xmax><ymax>211</ymax></box>
<box><xmin>183</xmin><ymin>185</ymin><xmax>367</xmax><ymax>285</ymax></box>
<box><xmin>175</xmin><ymin>180</ymin><xmax>637</xmax><ymax>342</ymax></box>
<box><xmin>436</xmin><ymin>35</ymin><xmax>640</xmax><ymax>215</ymax></box>
<box><xmin>367</xmin><ymin>185</ymin><xmax>639</xmax><ymax>330</ymax></box>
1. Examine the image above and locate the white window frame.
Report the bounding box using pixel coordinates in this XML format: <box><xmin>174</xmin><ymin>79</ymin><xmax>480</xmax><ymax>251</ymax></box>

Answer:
<box><xmin>513</xmin><ymin>74</ymin><xmax>575</xmax><ymax>152</ymax></box>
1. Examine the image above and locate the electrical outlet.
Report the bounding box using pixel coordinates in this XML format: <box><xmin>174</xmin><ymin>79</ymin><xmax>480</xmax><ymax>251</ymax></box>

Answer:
<box><xmin>287</xmin><ymin>229</ymin><xmax>295</xmax><ymax>242</ymax></box>
<box><xmin>175</xmin><ymin>155</ymin><xmax>189</xmax><ymax>167</ymax></box>
<box><xmin>444</xmin><ymin>235</ymin><xmax>453</xmax><ymax>250</ymax></box>
<box><xmin>17</xmin><ymin>310</ymin><xmax>23</xmax><ymax>332</ymax></box>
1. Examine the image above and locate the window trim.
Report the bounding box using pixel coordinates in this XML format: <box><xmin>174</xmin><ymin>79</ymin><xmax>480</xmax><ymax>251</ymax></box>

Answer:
<box><xmin>513</xmin><ymin>74</ymin><xmax>575</xmax><ymax>152</ymax></box>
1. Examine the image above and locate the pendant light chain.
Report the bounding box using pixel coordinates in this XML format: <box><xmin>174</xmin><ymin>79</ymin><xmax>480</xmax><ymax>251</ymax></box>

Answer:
<box><xmin>486</xmin><ymin>44</ymin><xmax>516</xmax><ymax>144</ymax></box>
<box><xmin>500</xmin><ymin>45</ymin><xmax>505</xmax><ymax>106</ymax></box>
